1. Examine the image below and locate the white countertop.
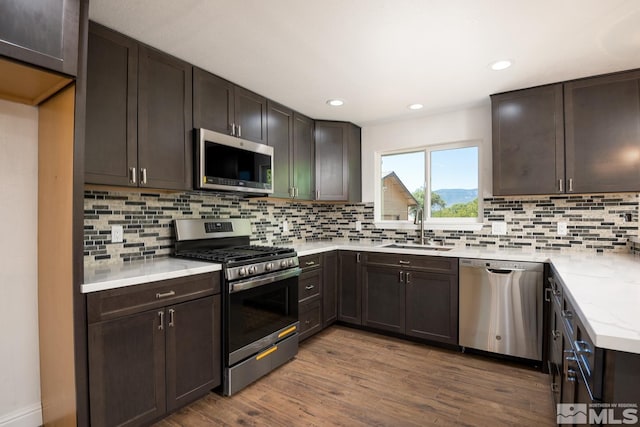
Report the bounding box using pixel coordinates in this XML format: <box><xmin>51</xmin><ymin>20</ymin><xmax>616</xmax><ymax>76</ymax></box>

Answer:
<box><xmin>82</xmin><ymin>258</ymin><xmax>221</xmax><ymax>293</ymax></box>
<box><xmin>83</xmin><ymin>241</ymin><xmax>640</xmax><ymax>354</ymax></box>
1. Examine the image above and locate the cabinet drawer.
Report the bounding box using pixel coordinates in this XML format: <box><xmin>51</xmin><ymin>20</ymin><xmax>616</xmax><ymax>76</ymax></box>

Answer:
<box><xmin>365</xmin><ymin>253</ymin><xmax>457</xmax><ymax>273</ymax></box>
<box><xmin>87</xmin><ymin>273</ymin><xmax>220</xmax><ymax>323</ymax></box>
<box><xmin>299</xmin><ymin>254</ymin><xmax>322</xmax><ymax>271</ymax></box>
<box><xmin>298</xmin><ymin>268</ymin><xmax>321</xmax><ymax>302</ymax></box>
<box><xmin>299</xmin><ymin>299</ymin><xmax>322</xmax><ymax>341</ymax></box>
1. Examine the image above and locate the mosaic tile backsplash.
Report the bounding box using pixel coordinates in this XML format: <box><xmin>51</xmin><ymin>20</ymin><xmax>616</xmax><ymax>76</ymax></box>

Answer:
<box><xmin>84</xmin><ymin>189</ymin><xmax>639</xmax><ymax>265</ymax></box>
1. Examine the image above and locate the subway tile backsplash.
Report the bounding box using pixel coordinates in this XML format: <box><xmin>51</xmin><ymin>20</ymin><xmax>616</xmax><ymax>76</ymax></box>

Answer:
<box><xmin>84</xmin><ymin>189</ymin><xmax>639</xmax><ymax>265</ymax></box>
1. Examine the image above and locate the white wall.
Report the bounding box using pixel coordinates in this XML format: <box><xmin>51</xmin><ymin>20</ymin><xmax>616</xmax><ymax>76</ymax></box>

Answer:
<box><xmin>361</xmin><ymin>103</ymin><xmax>493</xmax><ymax>204</ymax></box>
<box><xmin>0</xmin><ymin>99</ymin><xmax>42</xmax><ymax>427</ymax></box>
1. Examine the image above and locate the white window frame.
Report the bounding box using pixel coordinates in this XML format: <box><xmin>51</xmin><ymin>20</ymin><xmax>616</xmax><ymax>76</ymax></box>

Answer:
<box><xmin>374</xmin><ymin>139</ymin><xmax>483</xmax><ymax>231</ymax></box>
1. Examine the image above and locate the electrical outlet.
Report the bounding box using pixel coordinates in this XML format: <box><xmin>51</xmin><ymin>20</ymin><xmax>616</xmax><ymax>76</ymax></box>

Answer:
<box><xmin>557</xmin><ymin>222</ymin><xmax>568</xmax><ymax>236</ymax></box>
<box><xmin>282</xmin><ymin>220</ymin><xmax>289</xmax><ymax>233</ymax></box>
<box><xmin>111</xmin><ymin>225</ymin><xmax>124</xmax><ymax>243</ymax></box>
<box><xmin>491</xmin><ymin>221</ymin><xmax>507</xmax><ymax>235</ymax></box>
<box><xmin>355</xmin><ymin>221</ymin><xmax>362</xmax><ymax>231</ymax></box>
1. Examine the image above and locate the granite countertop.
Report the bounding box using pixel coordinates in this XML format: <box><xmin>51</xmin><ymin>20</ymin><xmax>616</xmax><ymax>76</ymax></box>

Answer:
<box><xmin>82</xmin><ymin>240</ymin><xmax>640</xmax><ymax>354</ymax></box>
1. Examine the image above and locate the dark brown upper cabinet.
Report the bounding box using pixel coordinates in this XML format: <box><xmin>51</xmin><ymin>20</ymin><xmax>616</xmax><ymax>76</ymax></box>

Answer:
<box><xmin>0</xmin><ymin>0</ymin><xmax>80</xmax><ymax>76</ymax></box>
<box><xmin>315</xmin><ymin>121</ymin><xmax>361</xmax><ymax>201</ymax></box>
<box><xmin>266</xmin><ymin>101</ymin><xmax>315</xmax><ymax>199</ymax></box>
<box><xmin>193</xmin><ymin>67</ymin><xmax>267</xmax><ymax>144</ymax></box>
<box><xmin>492</xmin><ymin>69</ymin><xmax>640</xmax><ymax>196</ymax></box>
<box><xmin>491</xmin><ymin>84</ymin><xmax>564</xmax><ymax>195</ymax></box>
<box><xmin>564</xmin><ymin>70</ymin><xmax>640</xmax><ymax>193</ymax></box>
<box><xmin>85</xmin><ymin>23</ymin><xmax>193</xmax><ymax>191</ymax></box>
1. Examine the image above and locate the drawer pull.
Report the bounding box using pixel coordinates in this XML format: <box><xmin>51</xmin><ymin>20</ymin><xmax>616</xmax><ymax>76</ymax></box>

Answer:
<box><xmin>256</xmin><ymin>345</ymin><xmax>277</xmax><ymax>361</ymax></box>
<box><xmin>398</xmin><ymin>260</ymin><xmax>411</xmax><ymax>265</ymax></box>
<box><xmin>158</xmin><ymin>311</ymin><xmax>164</xmax><ymax>330</ymax></box>
<box><xmin>406</xmin><ymin>272</ymin><xmax>411</xmax><ymax>284</ymax></box>
<box><xmin>168</xmin><ymin>308</ymin><xmax>175</xmax><ymax>327</ymax></box>
<box><xmin>305</xmin><ymin>261</ymin><xmax>316</xmax><ymax>266</ymax></box>
<box><xmin>305</xmin><ymin>285</ymin><xmax>315</xmax><ymax>290</ymax></box>
<box><xmin>156</xmin><ymin>290</ymin><xmax>176</xmax><ymax>299</ymax></box>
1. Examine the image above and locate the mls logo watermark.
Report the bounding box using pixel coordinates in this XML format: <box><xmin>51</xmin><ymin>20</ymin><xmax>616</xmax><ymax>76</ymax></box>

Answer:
<box><xmin>557</xmin><ymin>404</ymin><xmax>588</xmax><ymax>424</ymax></box>
<box><xmin>557</xmin><ymin>403</ymin><xmax>639</xmax><ymax>425</ymax></box>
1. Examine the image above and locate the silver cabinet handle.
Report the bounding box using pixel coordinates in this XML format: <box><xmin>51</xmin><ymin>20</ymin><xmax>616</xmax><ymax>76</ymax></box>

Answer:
<box><xmin>237</xmin><ymin>125</ymin><xmax>242</xmax><ymax>137</ymax></box>
<box><xmin>294</xmin><ymin>187</ymin><xmax>299</xmax><ymax>197</ymax></box>
<box><xmin>156</xmin><ymin>290</ymin><xmax>176</xmax><ymax>299</ymax></box>
<box><xmin>552</xmin><ymin>330</ymin><xmax>561</xmax><ymax>340</ymax></box>
<box><xmin>158</xmin><ymin>311</ymin><xmax>164</xmax><ymax>330</ymax></box>
<box><xmin>316</xmin><ymin>190</ymin><xmax>320</xmax><ymax>200</ymax></box>
<box><xmin>399</xmin><ymin>260</ymin><xmax>411</xmax><ymax>265</ymax></box>
<box><xmin>356</xmin><ymin>253</ymin><xmax>361</xmax><ymax>263</ymax></box>
<box><xmin>140</xmin><ymin>168</ymin><xmax>148</xmax><ymax>185</ymax></box>
<box><xmin>574</xmin><ymin>340</ymin><xmax>592</xmax><ymax>355</ymax></box>
<box><xmin>562</xmin><ymin>309</ymin><xmax>573</xmax><ymax>319</ymax></box>
<box><xmin>168</xmin><ymin>308</ymin><xmax>175</xmax><ymax>328</ymax></box>
<box><xmin>305</xmin><ymin>261</ymin><xmax>316</xmax><ymax>266</ymax></box>
<box><xmin>231</xmin><ymin>123</ymin><xmax>236</xmax><ymax>136</ymax></box>
<box><xmin>551</xmin><ymin>383</ymin><xmax>559</xmax><ymax>392</ymax></box>
<box><xmin>305</xmin><ymin>284</ymin><xmax>315</xmax><ymax>290</ymax></box>
<box><xmin>289</xmin><ymin>187</ymin><xmax>295</xmax><ymax>198</ymax></box>
<box><xmin>558</xmin><ymin>179</ymin><xmax>563</xmax><ymax>193</ymax></box>
<box><xmin>399</xmin><ymin>271</ymin><xmax>404</xmax><ymax>283</ymax></box>
<box><xmin>406</xmin><ymin>272</ymin><xmax>411</xmax><ymax>284</ymax></box>
<box><xmin>544</xmin><ymin>288</ymin><xmax>551</xmax><ymax>302</ymax></box>
<box><xmin>568</xmin><ymin>178</ymin><xmax>574</xmax><ymax>192</ymax></box>
<box><xmin>129</xmin><ymin>167</ymin><xmax>137</xmax><ymax>184</ymax></box>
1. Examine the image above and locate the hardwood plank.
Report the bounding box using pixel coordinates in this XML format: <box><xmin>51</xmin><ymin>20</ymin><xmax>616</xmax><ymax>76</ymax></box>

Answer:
<box><xmin>155</xmin><ymin>326</ymin><xmax>555</xmax><ymax>426</ymax></box>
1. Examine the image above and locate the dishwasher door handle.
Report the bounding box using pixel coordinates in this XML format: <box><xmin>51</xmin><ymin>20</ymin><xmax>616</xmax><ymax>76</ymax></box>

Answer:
<box><xmin>486</xmin><ymin>268</ymin><xmax>523</xmax><ymax>274</ymax></box>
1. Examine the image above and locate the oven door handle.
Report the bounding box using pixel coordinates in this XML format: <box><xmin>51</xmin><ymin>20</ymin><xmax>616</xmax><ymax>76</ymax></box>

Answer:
<box><xmin>229</xmin><ymin>267</ymin><xmax>302</xmax><ymax>293</ymax></box>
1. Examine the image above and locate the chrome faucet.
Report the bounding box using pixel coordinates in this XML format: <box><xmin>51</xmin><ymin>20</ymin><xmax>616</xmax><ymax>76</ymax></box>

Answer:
<box><xmin>414</xmin><ymin>207</ymin><xmax>425</xmax><ymax>246</ymax></box>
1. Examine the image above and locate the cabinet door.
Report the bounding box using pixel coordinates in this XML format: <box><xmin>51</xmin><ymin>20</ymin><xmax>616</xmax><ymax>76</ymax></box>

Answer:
<box><xmin>322</xmin><ymin>251</ymin><xmax>338</xmax><ymax>327</ymax></box>
<box><xmin>234</xmin><ymin>86</ymin><xmax>267</xmax><ymax>144</ymax></box>
<box><xmin>347</xmin><ymin>124</ymin><xmax>362</xmax><ymax>202</ymax></box>
<box><xmin>362</xmin><ymin>265</ymin><xmax>405</xmax><ymax>334</ymax></box>
<box><xmin>0</xmin><ymin>0</ymin><xmax>79</xmax><ymax>76</ymax></box>
<box><xmin>88</xmin><ymin>310</ymin><xmax>166</xmax><ymax>427</ymax></box>
<box><xmin>138</xmin><ymin>46</ymin><xmax>193</xmax><ymax>190</ymax></box>
<box><xmin>293</xmin><ymin>113</ymin><xmax>315</xmax><ymax>200</ymax></box>
<box><xmin>549</xmin><ymin>301</ymin><xmax>563</xmax><ymax>405</ymax></box>
<box><xmin>193</xmin><ymin>67</ymin><xmax>234</xmax><ymax>135</ymax></box>
<box><xmin>299</xmin><ymin>299</ymin><xmax>322</xmax><ymax>341</ymax></box>
<box><xmin>267</xmin><ymin>101</ymin><xmax>294</xmax><ymax>198</ymax></box>
<box><xmin>491</xmin><ymin>84</ymin><xmax>564</xmax><ymax>195</ymax></box>
<box><xmin>405</xmin><ymin>271</ymin><xmax>458</xmax><ymax>344</ymax></box>
<box><xmin>85</xmin><ymin>22</ymin><xmax>138</xmax><ymax>186</ymax></box>
<box><xmin>338</xmin><ymin>251</ymin><xmax>362</xmax><ymax>325</ymax></box>
<box><xmin>166</xmin><ymin>295</ymin><xmax>220</xmax><ymax>412</ymax></box>
<box><xmin>565</xmin><ymin>70</ymin><xmax>640</xmax><ymax>193</ymax></box>
<box><xmin>315</xmin><ymin>121</ymin><xmax>348</xmax><ymax>200</ymax></box>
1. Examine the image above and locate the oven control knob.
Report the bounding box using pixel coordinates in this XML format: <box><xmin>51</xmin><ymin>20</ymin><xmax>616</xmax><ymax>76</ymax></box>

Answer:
<box><xmin>288</xmin><ymin>259</ymin><xmax>294</xmax><ymax>266</ymax></box>
<box><xmin>280</xmin><ymin>260</ymin><xmax>287</xmax><ymax>268</ymax></box>
<box><xmin>238</xmin><ymin>267</ymin><xmax>247</xmax><ymax>277</ymax></box>
<box><xmin>265</xmin><ymin>262</ymin><xmax>273</xmax><ymax>271</ymax></box>
<box><xmin>248</xmin><ymin>266</ymin><xmax>256</xmax><ymax>274</ymax></box>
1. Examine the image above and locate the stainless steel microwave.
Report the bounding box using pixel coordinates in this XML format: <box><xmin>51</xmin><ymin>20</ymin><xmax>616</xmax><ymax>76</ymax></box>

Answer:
<box><xmin>195</xmin><ymin>128</ymin><xmax>273</xmax><ymax>195</ymax></box>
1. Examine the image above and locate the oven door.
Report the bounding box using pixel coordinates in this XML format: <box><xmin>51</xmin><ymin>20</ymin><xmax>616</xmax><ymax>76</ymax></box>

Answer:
<box><xmin>226</xmin><ymin>268</ymin><xmax>300</xmax><ymax>366</ymax></box>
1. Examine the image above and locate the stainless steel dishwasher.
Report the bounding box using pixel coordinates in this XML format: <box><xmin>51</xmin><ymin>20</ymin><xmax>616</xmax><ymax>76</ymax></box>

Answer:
<box><xmin>459</xmin><ymin>258</ymin><xmax>544</xmax><ymax>361</ymax></box>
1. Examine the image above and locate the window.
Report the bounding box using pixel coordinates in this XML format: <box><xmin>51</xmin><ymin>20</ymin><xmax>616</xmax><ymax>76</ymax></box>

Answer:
<box><xmin>378</xmin><ymin>142</ymin><xmax>480</xmax><ymax>224</ymax></box>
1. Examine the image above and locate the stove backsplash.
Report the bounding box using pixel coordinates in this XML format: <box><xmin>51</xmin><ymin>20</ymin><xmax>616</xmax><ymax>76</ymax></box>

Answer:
<box><xmin>84</xmin><ymin>189</ymin><xmax>639</xmax><ymax>265</ymax></box>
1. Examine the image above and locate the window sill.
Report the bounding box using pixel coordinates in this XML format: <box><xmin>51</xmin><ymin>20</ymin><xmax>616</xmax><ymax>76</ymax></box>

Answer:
<box><xmin>373</xmin><ymin>221</ymin><xmax>485</xmax><ymax>232</ymax></box>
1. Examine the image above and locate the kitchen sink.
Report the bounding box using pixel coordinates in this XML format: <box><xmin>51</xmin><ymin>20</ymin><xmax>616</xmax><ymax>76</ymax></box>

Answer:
<box><xmin>381</xmin><ymin>243</ymin><xmax>452</xmax><ymax>252</ymax></box>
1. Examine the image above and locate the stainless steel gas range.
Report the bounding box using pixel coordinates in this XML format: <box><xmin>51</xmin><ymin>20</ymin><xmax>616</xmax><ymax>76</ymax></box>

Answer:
<box><xmin>174</xmin><ymin>218</ymin><xmax>301</xmax><ymax>396</ymax></box>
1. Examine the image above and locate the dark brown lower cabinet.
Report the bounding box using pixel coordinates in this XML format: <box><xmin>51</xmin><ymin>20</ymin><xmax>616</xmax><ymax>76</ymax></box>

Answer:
<box><xmin>299</xmin><ymin>299</ymin><xmax>322</xmax><ymax>341</ymax></box>
<box><xmin>405</xmin><ymin>271</ymin><xmax>458</xmax><ymax>345</ymax></box>
<box><xmin>359</xmin><ymin>253</ymin><xmax>458</xmax><ymax>345</ymax></box>
<box><xmin>322</xmin><ymin>251</ymin><xmax>338</xmax><ymax>327</ymax></box>
<box><xmin>88</xmin><ymin>309</ymin><xmax>166</xmax><ymax>427</ymax></box>
<box><xmin>362</xmin><ymin>265</ymin><xmax>405</xmax><ymax>334</ymax></box>
<box><xmin>337</xmin><ymin>251</ymin><xmax>362</xmax><ymax>325</ymax></box>
<box><xmin>88</xmin><ymin>274</ymin><xmax>221</xmax><ymax>426</ymax></box>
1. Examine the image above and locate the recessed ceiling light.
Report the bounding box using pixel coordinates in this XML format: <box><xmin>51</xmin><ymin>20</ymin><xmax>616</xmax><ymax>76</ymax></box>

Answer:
<box><xmin>326</xmin><ymin>99</ymin><xmax>344</xmax><ymax>107</ymax></box>
<box><xmin>408</xmin><ymin>103</ymin><xmax>424</xmax><ymax>110</ymax></box>
<box><xmin>490</xmin><ymin>59</ymin><xmax>512</xmax><ymax>71</ymax></box>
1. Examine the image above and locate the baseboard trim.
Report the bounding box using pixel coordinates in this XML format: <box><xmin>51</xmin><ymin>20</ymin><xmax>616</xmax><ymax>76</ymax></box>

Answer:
<box><xmin>0</xmin><ymin>403</ymin><xmax>43</xmax><ymax>427</ymax></box>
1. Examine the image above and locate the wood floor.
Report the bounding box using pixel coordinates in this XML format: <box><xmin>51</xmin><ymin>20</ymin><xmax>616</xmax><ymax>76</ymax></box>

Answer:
<box><xmin>155</xmin><ymin>326</ymin><xmax>555</xmax><ymax>426</ymax></box>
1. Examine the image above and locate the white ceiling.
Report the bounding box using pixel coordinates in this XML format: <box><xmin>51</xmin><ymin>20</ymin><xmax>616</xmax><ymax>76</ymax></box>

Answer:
<box><xmin>89</xmin><ymin>0</ymin><xmax>640</xmax><ymax>126</ymax></box>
